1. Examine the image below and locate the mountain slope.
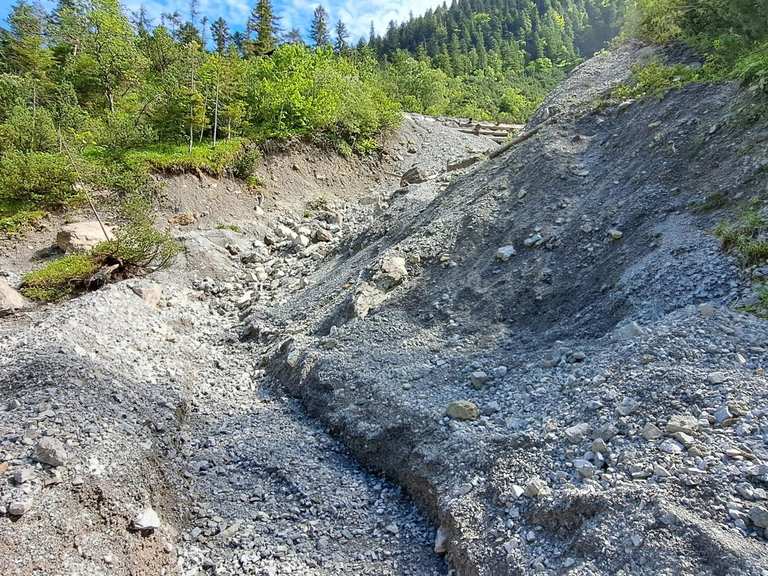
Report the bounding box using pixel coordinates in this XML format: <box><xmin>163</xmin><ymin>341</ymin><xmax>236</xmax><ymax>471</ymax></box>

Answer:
<box><xmin>270</xmin><ymin>43</ymin><xmax>768</xmax><ymax>575</ymax></box>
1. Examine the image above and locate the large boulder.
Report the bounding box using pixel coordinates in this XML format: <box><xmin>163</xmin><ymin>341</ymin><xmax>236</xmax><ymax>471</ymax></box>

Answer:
<box><xmin>56</xmin><ymin>221</ymin><xmax>113</xmax><ymax>253</ymax></box>
<box><xmin>0</xmin><ymin>278</ymin><xmax>31</xmax><ymax>317</ymax></box>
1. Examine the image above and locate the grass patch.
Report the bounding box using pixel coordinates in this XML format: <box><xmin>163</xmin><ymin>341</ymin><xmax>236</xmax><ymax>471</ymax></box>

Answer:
<box><xmin>21</xmin><ymin>254</ymin><xmax>100</xmax><ymax>302</ymax></box>
<box><xmin>216</xmin><ymin>223</ymin><xmax>242</xmax><ymax>233</ymax></box>
<box><xmin>612</xmin><ymin>61</ymin><xmax>707</xmax><ymax>101</ymax></box>
<box><xmin>87</xmin><ymin>139</ymin><xmax>249</xmax><ymax>178</ymax></box>
<box><xmin>693</xmin><ymin>192</ymin><xmax>730</xmax><ymax>213</ymax></box>
<box><xmin>0</xmin><ymin>199</ymin><xmax>46</xmax><ymax>237</ymax></box>
<box><xmin>715</xmin><ymin>209</ymin><xmax>768</xmax><ymax>267</ymax></box>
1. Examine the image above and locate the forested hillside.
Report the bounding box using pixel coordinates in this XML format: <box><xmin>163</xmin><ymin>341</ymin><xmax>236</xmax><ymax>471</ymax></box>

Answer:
<box><xmin>375</xmin><ymin>0</ymin><xmax>627</xmax><ymax>120</ymax></box>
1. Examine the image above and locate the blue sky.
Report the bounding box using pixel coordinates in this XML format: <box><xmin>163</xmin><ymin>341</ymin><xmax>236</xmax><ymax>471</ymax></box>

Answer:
<box><xmin>0</xmin><ymin>0</ymin><xmax>445</xmax><ymax>42</ymax></box>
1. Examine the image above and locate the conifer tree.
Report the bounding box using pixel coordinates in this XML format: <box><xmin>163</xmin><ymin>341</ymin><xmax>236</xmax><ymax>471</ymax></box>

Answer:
<box><xmin>309</xmin><ymin>5</ymin><xmax>330</xmax><ymax>48</ymax></box>
<box><xmin>211</xmin><ymin>17</ymin><xmax>229</xmax><ymax>54</ymax></box>
<box><xmin>334</xmin><ymin>19</ymin><xmax>349</xmax><ymax>54</ymax></box>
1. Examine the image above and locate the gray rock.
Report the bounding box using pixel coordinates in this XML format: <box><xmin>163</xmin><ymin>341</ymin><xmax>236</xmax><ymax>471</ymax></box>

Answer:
<box><xmin>749</xmin><ymin>506</ymin><xmax>768</xmax><ymax>529</ymax></box>
<box><xmin>641</xmin><ymin>423</ymin><xmax>663</xmax><ymax>441</ymax></box>
<box><xmin>564</xmin><ymin>423</ymin><xmax>590</xmax><ymax>443</ymax></box>
<box><xmin>0</xmin><ymin>278</ymin><xmax>31</xmax><ymax>317</ymax></box>
<box><xmin>470</xmin><ymin>371</ymin><xmax>490</xmax><ymax>389</ymax></box>
<box><xmin>446</xmin><ymin>401</ymin><xmax>480</xmax><ymax>421</ymax></box>
<box><xmin>8</xmin><ymin>500</ymin><xmax>32</xmax><ymax>516</ymax></box>
<box><xmin>495</xmin><ymin>245</ymin><xmax>517</xmax><ymax>262</ymax></box>
<box><xmin>34</xmin><ymin>437</ymin><xmax>68</xmax><ymax>467</ymax></box>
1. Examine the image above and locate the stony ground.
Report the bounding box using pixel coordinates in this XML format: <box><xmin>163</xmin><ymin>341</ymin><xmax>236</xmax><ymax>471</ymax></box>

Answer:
<box><xmin>3</xmin><ymin>43</ymin><xmax>768</xmax><ymax>576</ymax></box>
<box><xmin>0</xmin><ymin>116</ymin><xmax>494</xmax><ymax>575</ymax></box>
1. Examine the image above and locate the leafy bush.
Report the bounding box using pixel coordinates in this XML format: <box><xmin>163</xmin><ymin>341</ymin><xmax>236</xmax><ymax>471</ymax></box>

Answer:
<box><xmin>246</xmin><ymin>45</ymin><xmax>401</xmax><ymax>142</ymax></box>
<box><xmin>628</xmin><ymin>0</ymin><xmax>768</xmax><ymax>95</ymax></box>
<box><xmin>0</xmin><ymin>105</ymin><xmax>59</xmax><ymax>153</ymax></box>
<box><xmin>95</xmin><ymin>194</ymin><xmax>180</xmax><ymax>271</ymax></box>
<box><xmin>0</xmin><ymin>151</ymin><xmax>78</xmax><ymax>206</ymax></box>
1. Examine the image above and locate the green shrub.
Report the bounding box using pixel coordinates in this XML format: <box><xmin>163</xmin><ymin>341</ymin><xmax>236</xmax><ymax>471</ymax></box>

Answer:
<box><xmin>232</xmin><ymin>145</ymin><xmax>261</xmax><ymax>179</ymax></box>
<box><xmin>21</xmin><ymin>254</ymin><xmax>99</xmax><ymax>302</ymax></box>
<box><xmin>0</xmin><ymin>105</ymin><xmax>59</xmax><ymax>153</ymax></box>
<box><xmin>715</xmin><ymin>210</ymin><xmax>768</xmax><ymax>267</ymax></box>
<box><xmin>95</xmin><ymin>194</ymin><xmax>180</xmax><ymax>271</ymax></box>
<box><xmin>246</xmin><ymin>45</ymin><xmax>401</xmax><ymax>143</ymax></box>
<box><xmin>612</xmin><ymin>61</ymin><xmax>704</xmax><ymax>101</ymax></box>
<box><xmin>0</xmin><ymin>151</ymin><xmax>78</xmax><ymax>205</ymax></box>
<box><xmin>0</xmin><ymin>208</ymin><xmax>46</xmax><ymax>237</ymax></box>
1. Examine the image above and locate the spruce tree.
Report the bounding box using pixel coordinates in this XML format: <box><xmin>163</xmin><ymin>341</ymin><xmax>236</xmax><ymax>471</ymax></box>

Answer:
<box><xmin>309</xmin><ymin>5</ymin><xmax>330</xmax><ymax>48</ymax></box>
<box><xmin>334</xmin><ymin>19</ymin><xmax>349</xmax><ymax>54</ymax></box>
<box><xmin>247</xmin><ymin>0</ymin><xmax>278</xmax><ymax>56</ymax></box>
<box><xmin>211</xmin><ymin>17</ymin><xmax>229</xmax><ymax>54</ymax></box>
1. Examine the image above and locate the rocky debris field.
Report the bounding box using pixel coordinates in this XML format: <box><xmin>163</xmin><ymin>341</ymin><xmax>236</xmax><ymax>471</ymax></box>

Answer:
<box><xmin>3</xmin><ymin>43</ymin><xmax>768</xmax><ymax>576</ymax></box>
<box><xmin>0</xmin><ymin>115</ymin><xmax>493</xmax><ymax>575</ymax></box>
<box><xmin>259</xmin><ymin>45</ymin><xmax>768</xmax><ymax>575</ymax></box>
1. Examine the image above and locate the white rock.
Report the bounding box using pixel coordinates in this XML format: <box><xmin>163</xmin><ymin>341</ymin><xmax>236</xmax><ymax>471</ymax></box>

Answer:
<box><xmin>132</xmin><ymin>507</ymin><xmax>161</xmax><ymax>531</ymax></box>
<box><xmin>495</xmin><ymin>245</ymin><xmax>517</xmax><ymax>262</ymax></box>
<box><xmin>0</xmin><ymin>278</ymin><xmax>31</xmax><ymax>317</ymax></box>
<box><xmin>56</xmin><ymin>221</ymin><xmax>113</xmax><ymax>253</ymax></box>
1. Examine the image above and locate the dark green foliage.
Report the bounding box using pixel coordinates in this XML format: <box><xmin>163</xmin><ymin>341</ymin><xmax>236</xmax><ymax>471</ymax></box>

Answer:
<box><xmin>629</xmin><ymin>0</ymin><xmax>768</xmax><ymax>94</ymax></box>
<box><xmin>372</xmin><ymin>0</ymin><xmax>626</xmax><ymax>121</ymax></box>
<box><xmin>310</xmin><ymin>5</ymin><xmax>331</xmax><ymax>48</ymax></box>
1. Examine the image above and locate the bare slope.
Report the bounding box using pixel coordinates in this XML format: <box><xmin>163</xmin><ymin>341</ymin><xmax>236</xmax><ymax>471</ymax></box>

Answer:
<box><xmin>267</xmin><ymin>45</ymin><xmax>768</xmax><ymax>575</ymax></box>
<box><xmin>0</xmin><ymin>116</ymin><xmax>494</xmax><ymax>575</ymax></box>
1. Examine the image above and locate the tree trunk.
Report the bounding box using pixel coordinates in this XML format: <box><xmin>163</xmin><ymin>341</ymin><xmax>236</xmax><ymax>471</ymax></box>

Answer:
<box><xmin>213</xmin><ymin>80</ymin><xmax>220</xmax><ymax>147</ymax></box>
